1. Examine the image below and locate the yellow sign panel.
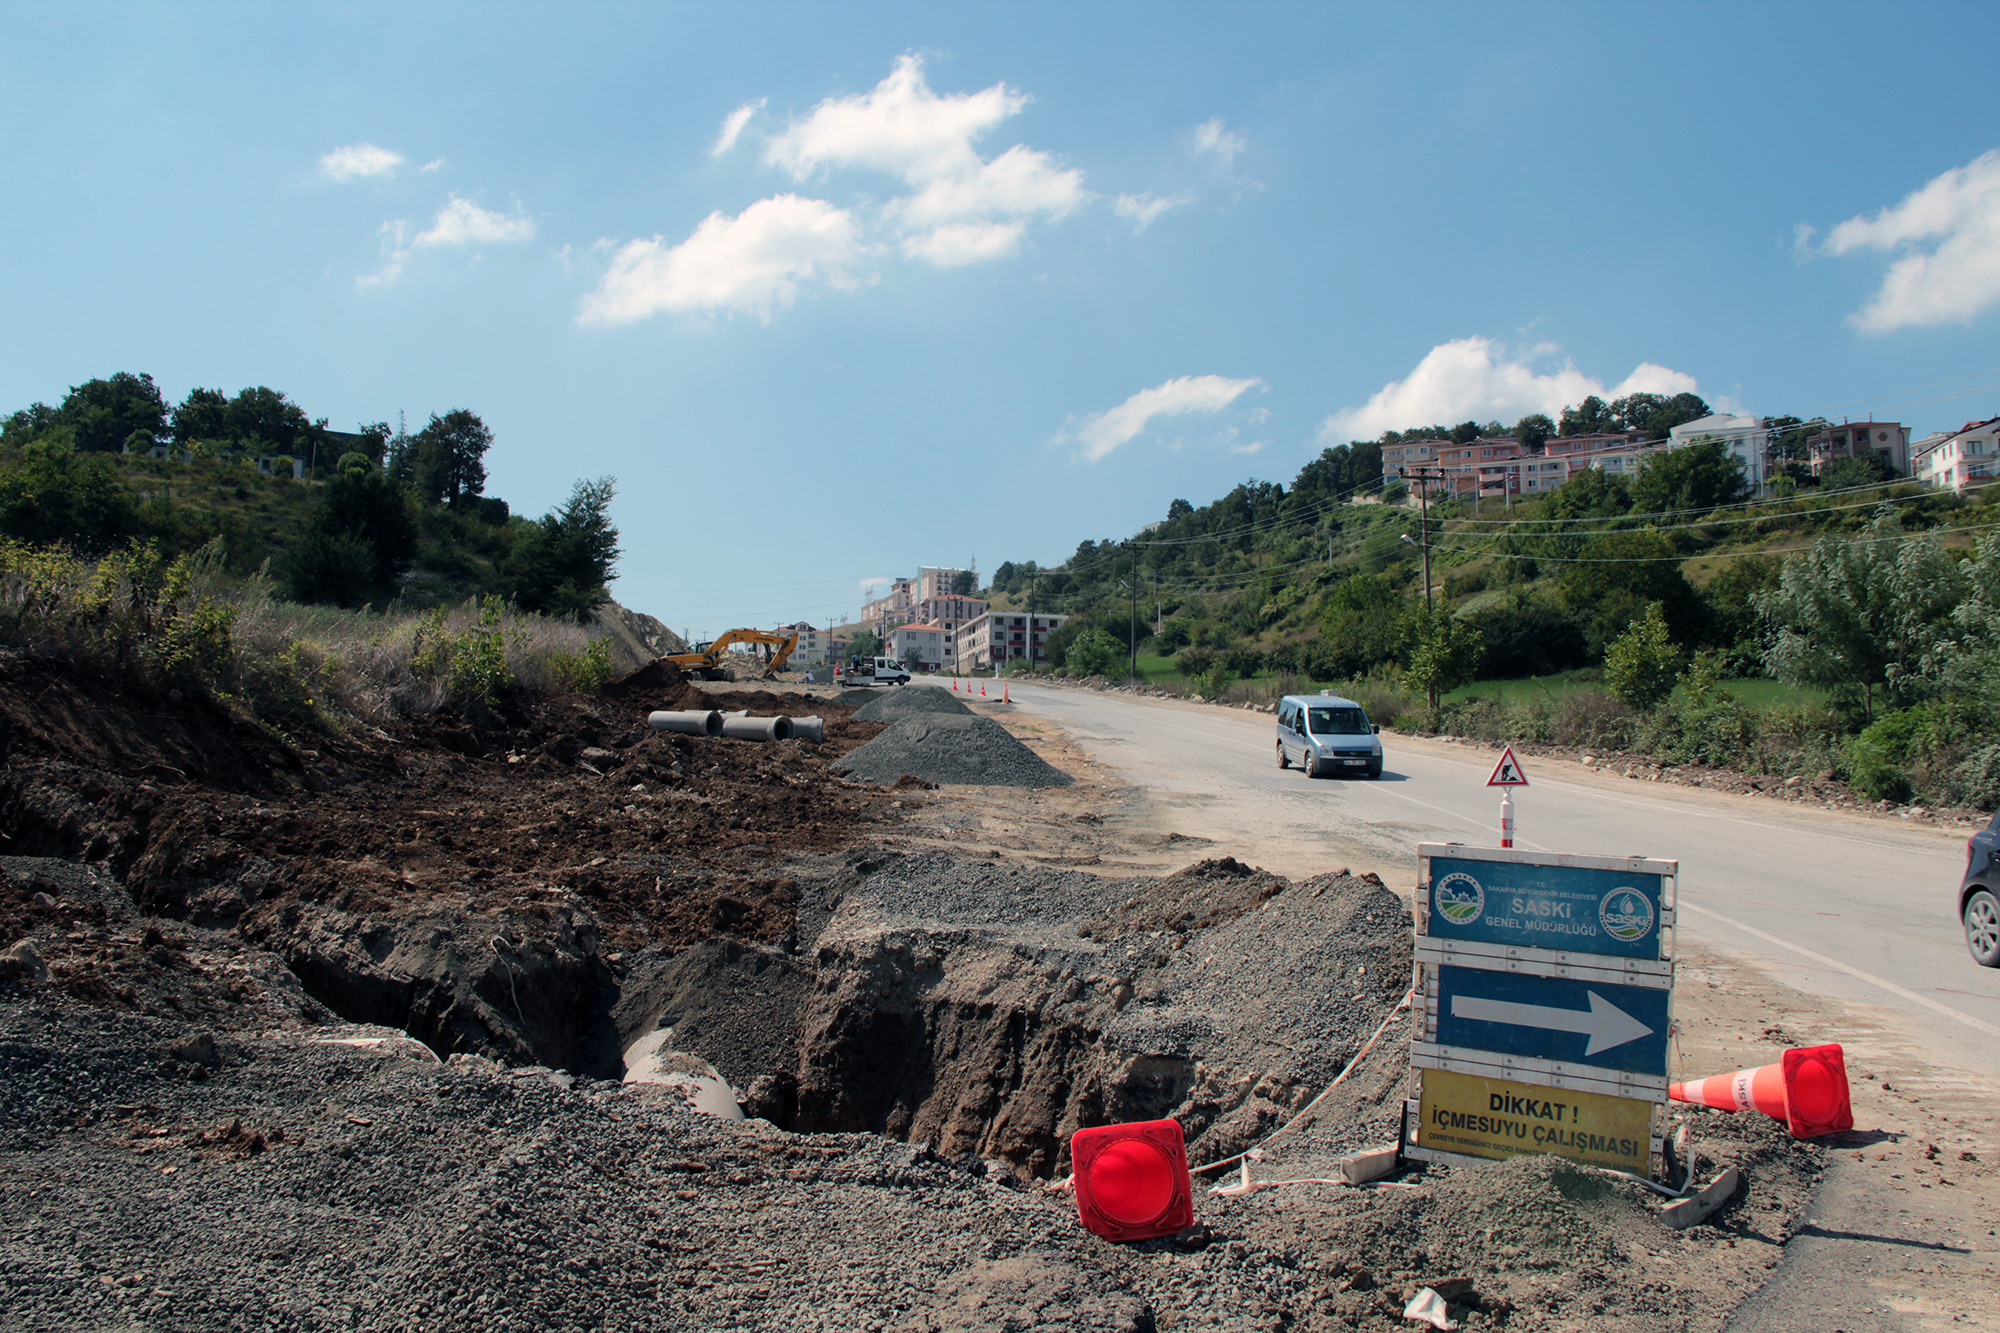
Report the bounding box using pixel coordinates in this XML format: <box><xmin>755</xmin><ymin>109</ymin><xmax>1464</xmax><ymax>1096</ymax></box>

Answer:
<box><xmin>1416</xmin><ymin>1069</ymin><xmax>1654</xmax><ymax>1174</ymax></box>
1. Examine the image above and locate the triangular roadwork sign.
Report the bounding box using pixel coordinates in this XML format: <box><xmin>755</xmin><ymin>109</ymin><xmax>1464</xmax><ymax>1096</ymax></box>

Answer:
<box><xmin>1487</xmin><ymin>744</ymin><xmax>1529</xmax><ymax>787</ymax></box>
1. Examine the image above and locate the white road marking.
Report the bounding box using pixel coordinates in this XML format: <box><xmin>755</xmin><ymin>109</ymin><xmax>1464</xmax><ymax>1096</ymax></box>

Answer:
<box><xmin>1678</xmin><ymin>901</ymin><xmax>2000</xmax><ymax>1038</ymax></box>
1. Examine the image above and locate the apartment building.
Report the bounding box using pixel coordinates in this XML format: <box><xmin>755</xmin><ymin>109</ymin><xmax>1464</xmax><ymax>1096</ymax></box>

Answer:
<box><xmin>860</xmin><ymin>576</ymin><xmax>917</xmax><ymax>633</ymax></box>
<box><xmin>1381</xmin><ymin>438</ymin><xmax>1448</xmax><ymax>479</ymax></box>
<box><xmin>955</xmin><ymin>611</ymin><xmax>1071</xmax><ymax>672</ymax></box>
<box><xmin>887</xmin><ymin>623</ymin><xmax>949</xmax><ymax>672</ymax></box>
<box><xmin>917</xmin><ymin>567</ymin><xmax>971</xmax><ymax>601</ymax></box>
<box><xmin>774</xmin><ymin>623</ymin><xmax>827</xmax><ymax>666</ymax></box>
<box><xmin>1807</xmin><ymin>421</ymin><xmax>1912</xmax><ymax>476</ymax></box>
<box><xmin>1912</xmin><ymin>418</ymin><xmax>2000</xmax><ymax>494</ymax></box>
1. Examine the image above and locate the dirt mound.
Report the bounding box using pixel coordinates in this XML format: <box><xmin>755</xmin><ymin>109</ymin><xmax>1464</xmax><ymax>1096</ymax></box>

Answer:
<box><xmin>598</xmin><ymin>657</ymin><xmax>685</xmax><ymax>700</ymax></box>
<box><xmin>1076</xmin><ymin>855</ymin><xmax>1286</xmax><ymax>939</ymax></box>
<box><xmin>833</xmin><ymin>715</ymin><xmax>1073</xmax><ymax>788</ymax></box>
<box><xmin>833</xmin><ymin>688</ymin><xmax>882</xmax><ymax>708</ymax></box>
<box><xmin>852</xmin><ymin>688</ymin><xmax>971</xmax><ymax>722</ymax></box>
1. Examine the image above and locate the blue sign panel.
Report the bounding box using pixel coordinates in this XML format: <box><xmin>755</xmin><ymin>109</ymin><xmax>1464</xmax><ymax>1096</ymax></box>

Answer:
<box><xmin>1433</xmin><ymin>965</ymin><xmax>1671</xmax><ymax>1077</ymax></box>
<box><xmin>1429</xmin><ymin>855</ymin><xmax>1664</xmax><ymax>959</ymax></box>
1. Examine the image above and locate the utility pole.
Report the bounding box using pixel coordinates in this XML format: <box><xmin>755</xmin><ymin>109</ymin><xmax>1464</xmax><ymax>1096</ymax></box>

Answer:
<box><xmin>1401</xmin><ymin>466</ymin><xmax>1448</xmax><ymax>711</ymax></box>
<box><xmin>1128</xmin><ymin>544</ymin><xmax>1138</xmax><ymax>688</ymax></box>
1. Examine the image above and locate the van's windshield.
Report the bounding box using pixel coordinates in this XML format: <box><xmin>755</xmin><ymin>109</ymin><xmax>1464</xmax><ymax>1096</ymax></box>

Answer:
<box><xmin>1306</xmin><ymin>706</ymin><xmax>1370</xmax><ymax>735</ymax></box>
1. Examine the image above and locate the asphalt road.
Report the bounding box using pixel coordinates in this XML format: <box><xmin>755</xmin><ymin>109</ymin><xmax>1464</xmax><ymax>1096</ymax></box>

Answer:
<box><xmin>994</xmin><ymin>678</ymin><xmax>2000</xmax><ymax>1084</ymax></box>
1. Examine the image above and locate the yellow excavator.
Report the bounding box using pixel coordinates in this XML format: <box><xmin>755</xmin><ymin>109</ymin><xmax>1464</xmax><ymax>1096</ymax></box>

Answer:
<box><xmin>665</xmin><ymin>628</ymin><xmax>800</xmax><ymax>681</ymax></box>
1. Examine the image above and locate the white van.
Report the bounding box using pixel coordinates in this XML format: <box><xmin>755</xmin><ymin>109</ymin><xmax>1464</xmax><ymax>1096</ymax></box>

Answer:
<box><xmin>1276</xmin><ymin>693</ymin><xmax>1383</xmax><ymax>779</ymax></box>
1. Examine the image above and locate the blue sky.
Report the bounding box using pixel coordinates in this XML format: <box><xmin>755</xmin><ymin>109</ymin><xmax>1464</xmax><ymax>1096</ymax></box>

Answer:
<box><xmin>5</xmin><ymin>2</ymin><xmax>1999</xmax><ymax>639</ymax></box>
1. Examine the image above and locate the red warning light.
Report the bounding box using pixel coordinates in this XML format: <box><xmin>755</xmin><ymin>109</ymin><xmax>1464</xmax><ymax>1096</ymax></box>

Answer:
<box><xmin>1070</xmin><ymin>1119</ymin><xmax>1194</xmax><ymax>1242</ymax></box>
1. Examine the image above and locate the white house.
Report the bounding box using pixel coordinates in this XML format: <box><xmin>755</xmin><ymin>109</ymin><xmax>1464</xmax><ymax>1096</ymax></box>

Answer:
<box><xmin>1668</xmin><ymin>414</ymin><xmax>1768</xmax><ymax>495</ymax></box>
<box><xmin>888</xmin><ymin>623</ymin><xmax>948</xmax><ymax>672</ymax></box>
<box><xmin>1912</xmin><ymin>417</ymin><xmax>2000</xmax><ymax>495</ymax></box>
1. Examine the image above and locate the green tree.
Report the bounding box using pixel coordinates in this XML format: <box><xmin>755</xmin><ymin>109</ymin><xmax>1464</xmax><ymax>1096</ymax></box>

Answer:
<box><xmin>396</xmin><ymin>409</ymin><xmax>491</xmax><ymax>508</ymax></box>
<box><xmin>1558</xmin><ymin>528</ymin><xmax>1702</xmax><ymax>657</ymax></box>
<box><xmin>170</xmin><ymin>388</ymin><xmax>230</xmax><ymax>447</ymax></box>
<box><xmin>1319</xmin><ymin>572</ymin><xmax>1410</xmax><ymax>676</ymax></box>
<box><xmin>1604</xmin><ymin>602</ymin><xmax>1682</xmax><ymax>710</ymax></box>
<box><xmin>0</xmin><ymin>430</ymin><xmax>138</xmax><ymax>549</ymax></box>
<box><xmin>504</xmin><ymin>476</ymin><xmax>621</xmax><ymax>621</ymax></box>
<box><xmin>1631</xmin><ymin>437</ymin><xmax>1749</xmax><ymax>516</ymax></box>
<box><xmin>277</xmin><ymin>529</ymin><xmax>382</xmax><ymax>608</ymax></box>
<box><xmin>951</xmin><ymin>569</ymin><xmax>976</xmax><ymax>596</ymax></box>
<box><xmin>53</xmin><ymin>373</ymin><xmax>169</xmax><ymax>454</ymax></box>
<box><xmin>1064</xmin><ymin>627</ymin><xmax>1123</xmax><ymax>678</ymax></box>
<box><xmin>1610</xmin><ymin>391</ymin><xmax>1711</xmax><ymax>439</ymax></box>
<box><xmin>224</xmin><ymin>386</ymin><xmax>316</xmax><ymax>455</ymax></box>
<box><xmin>1513</xmin><ymin>413</ymin><xmax>1554</xmax><ymax>453</ymax></box>
<box><xmin>847</xmin><ymin>628</ymin><xmax>881</xmax><ymax>662</ymax></box>
<box><xmin>1405</xmin><ymin>607</ymin><xmax>1483</xmax><ymax>704</ymax></box>
<box><xmin>901</xmin><ymin>645</ymin><xmax>924</xmax><ymax>672</ymax></box>
<box><xmin>1758</xmin><ymin>507</ymin><xmax>1964</xmax><ymax>717</ymax></box>
<box><xmin>1558</xmin><ymin>395</ymin><xmax>1617</xmax><ymax>436</ymax></box>
<box><xmin>1820</xmin><ymin>452</ymin><xmax>1897</xmax><ymax>491</ymax></box>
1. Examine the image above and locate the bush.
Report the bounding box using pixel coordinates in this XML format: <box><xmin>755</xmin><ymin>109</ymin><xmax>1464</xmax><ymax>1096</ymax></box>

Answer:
<box><xmin>1545</xmin><ymin>690</ymin><xmax>1635</xmax><ymax>749</ymax></box>
<box><xmin>1942</xmin><ymin>744</ymin><xmax>2000</xmax><ymax>811</ymax></box>
<box><xmin>1604</xmin><ymin>603</ymin><xmax>1681</xmax><ymax>711</ymax></box>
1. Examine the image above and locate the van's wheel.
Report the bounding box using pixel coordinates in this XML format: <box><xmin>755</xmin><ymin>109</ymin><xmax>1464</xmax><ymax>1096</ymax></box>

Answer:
<box><xmin>1305</xmin><ymin>755</ymin><xmax>1323</xmax><ymax>779</ymax></box>
<box><xmin>1276</xmin><ymin>741</ymin><xmax>1289</xmax><ymax>769</ymax></box>
<box><xmin>1366</xmin><ymin>762</ymin><xmax>1382</xmax><ymax>780</ymax></box>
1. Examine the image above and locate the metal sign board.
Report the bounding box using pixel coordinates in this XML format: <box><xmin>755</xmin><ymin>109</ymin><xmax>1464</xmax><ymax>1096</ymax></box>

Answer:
<box><xmin>1486</xmin><ymin>745</ymin><xmax>1529</xmax><ymax>787</ymax></box>
<box><xmin>1431</xmin><ymin>965</ymin><xmax>1670</xmax><ymax>1078</ymax></box>
<box><xmin>1411</xmin><ymin>1068</ymin><xmax>1654</xmax><ymax>1174</ymax></box>
<box><xmin>1426</xmin><ymin>850</ymin><xmax>1669</xmax><ymax>961</ymax></box>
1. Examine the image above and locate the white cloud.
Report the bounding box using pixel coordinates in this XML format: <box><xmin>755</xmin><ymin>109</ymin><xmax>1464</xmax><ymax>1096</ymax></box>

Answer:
<box><xmin>320</xmin><ymin>143</ymin><xmax>404</xmax><ymax>182</ymax></box>
<box><xmin>766</xmin><ymin>54</ymin><xmax>1021</xmax><ymax>184</ymax></box>
<box><xmin>764</xmin><ymin>55</ymin><xmax>1082</xmax><ymax>269</ymax></box>
<box><xmin>414</xmin><ymin>196</ymin><xmax>535</xmax><ymax>248</ymax></box>
<box><xmin>1319</xmin><ymin>338</ymin><xmax>1700</xmax><ymax>442</ymax></box>
<box><xmin>893</xmin><ymin>144</ymin><xmax>1084</xmax><ymax>228</ymax></box>
<box><xmin>576</xmin><ymin>194</ymin><xmax>860</xmax><ymax>325</ymax></box>
<box><xmin>858</xmin><ymin>576</ymin><xmax>891</xmax><ymax>592</ymax></box>
<box><xmin>713</xmin><ymin>98</ymin><xmax>766</xmax><ymax>156</ymax></box>
<box><xmin>901</xmin><ymin>220</ymin><xmax>1025</xmax><ymax>267</ymax></box>
<box><xmin>1067</xmin><ymin>375</ymin><xmax>1265</xmax><ymax>462</ymax></box>
<box><xmin>419</xmin><ymin>157</ymin><xmax>446</xmax><ymax>173</ymax></box>
<box><xmin>1191</xmin><ymin>118</ymin><xmax>1245</xmax><ymax>167</ymax></box>
<box><xmin>1229</xmin><ymin>439</ymin><xmax>1267</xmax><ymax>455</ymax></box>
<box><xmin>1114</xmin><ymin>191</ymin><xmax>1190</xmax><ymax>231</ymax></box>
<box><xmin>359</xmin><ymin>196</ymin><xmax>536</xmax><ymax>288</ymax></box>
<box><xmin>1815</xmin><ymin>149</ymin><xmax>2000</xmax><ymax>333</ymax></box>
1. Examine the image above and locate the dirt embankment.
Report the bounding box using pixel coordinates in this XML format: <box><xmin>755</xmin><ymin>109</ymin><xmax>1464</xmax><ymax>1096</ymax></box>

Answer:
<box><xmin>0</xmin><ymin>650</ymin><xmax>887</xmax><ymax>1072</ymax></box>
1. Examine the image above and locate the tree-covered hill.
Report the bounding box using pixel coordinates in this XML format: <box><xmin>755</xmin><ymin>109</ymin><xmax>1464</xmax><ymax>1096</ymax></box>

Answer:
<box><xmin>1</xmin><ymin>372</ymin><xmax>619</xmax><ymax>619</ymax></box>
<box><xmin>987</xmin><ymin>403</ymin><xmax>2000</xmax><ymax>811</ymax></box>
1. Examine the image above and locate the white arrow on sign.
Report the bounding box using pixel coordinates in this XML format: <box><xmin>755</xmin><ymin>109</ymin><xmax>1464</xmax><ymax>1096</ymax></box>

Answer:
<box><xmin>1450</xmin><ymin>989</ymin><xmax>1654</xmax><ymax>1056</ymax></box>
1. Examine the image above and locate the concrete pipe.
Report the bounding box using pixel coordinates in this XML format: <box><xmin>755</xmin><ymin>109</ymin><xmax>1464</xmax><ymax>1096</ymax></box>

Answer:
<box><xmin>648</xmin><ymin>709</ymin><xmax>723</xmax><ymax>738</ymax></box>
<box><xmin>720</xmin><ymin>714</ymin><xmax>794</xmax><ymax>742</ymax></box>
<box><xmin>788</xmin><ymin>715</ymin><xmax>826</xmax><ymax>744</ymax></box>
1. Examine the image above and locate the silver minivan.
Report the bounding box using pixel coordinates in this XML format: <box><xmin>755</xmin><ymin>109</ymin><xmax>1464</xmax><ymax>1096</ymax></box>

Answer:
<box><xmin>1276</xmin><ymin>693</ymin><xmax>1383</xmax><ymax>779</ymax></box>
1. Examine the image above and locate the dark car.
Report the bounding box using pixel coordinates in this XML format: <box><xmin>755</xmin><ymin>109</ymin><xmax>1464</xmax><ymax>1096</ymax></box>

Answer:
<box><xmin>1962</xmin><ymin>810</ymin><xmax>2000</xmax><ymax>967</ymax></box>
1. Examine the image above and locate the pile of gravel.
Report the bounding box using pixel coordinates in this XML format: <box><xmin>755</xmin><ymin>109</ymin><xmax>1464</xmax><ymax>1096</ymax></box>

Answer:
<box><xmin>852</xmin><ymin>688</ymin><xmax>970</xmax><ymax>722</ymax></box>
<box><xmin>832</xmin><ymin>715</ymin><xmax>1072</xmax><ymax>788</ymax></box>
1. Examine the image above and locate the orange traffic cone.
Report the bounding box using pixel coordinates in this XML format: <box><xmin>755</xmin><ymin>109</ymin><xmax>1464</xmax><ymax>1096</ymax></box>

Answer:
<box><xmin>1003</xmin><ymin>682</ymin><xmax>1011</xmax><ymax>703</ymax></box>
<box><xmin>1670</xmin><ymin>1043</ymin><xmax>1853</xmax><ymax>1139</ymax></box>
<box><xmin>951</xmin><ymin>678</ymin><xmax>959</xmax><ymax>693</ymax></box>
<box><xmin>980</xmin><ymin>682</ymin><xmax>988</xmax><ymax>697</ymax></box>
